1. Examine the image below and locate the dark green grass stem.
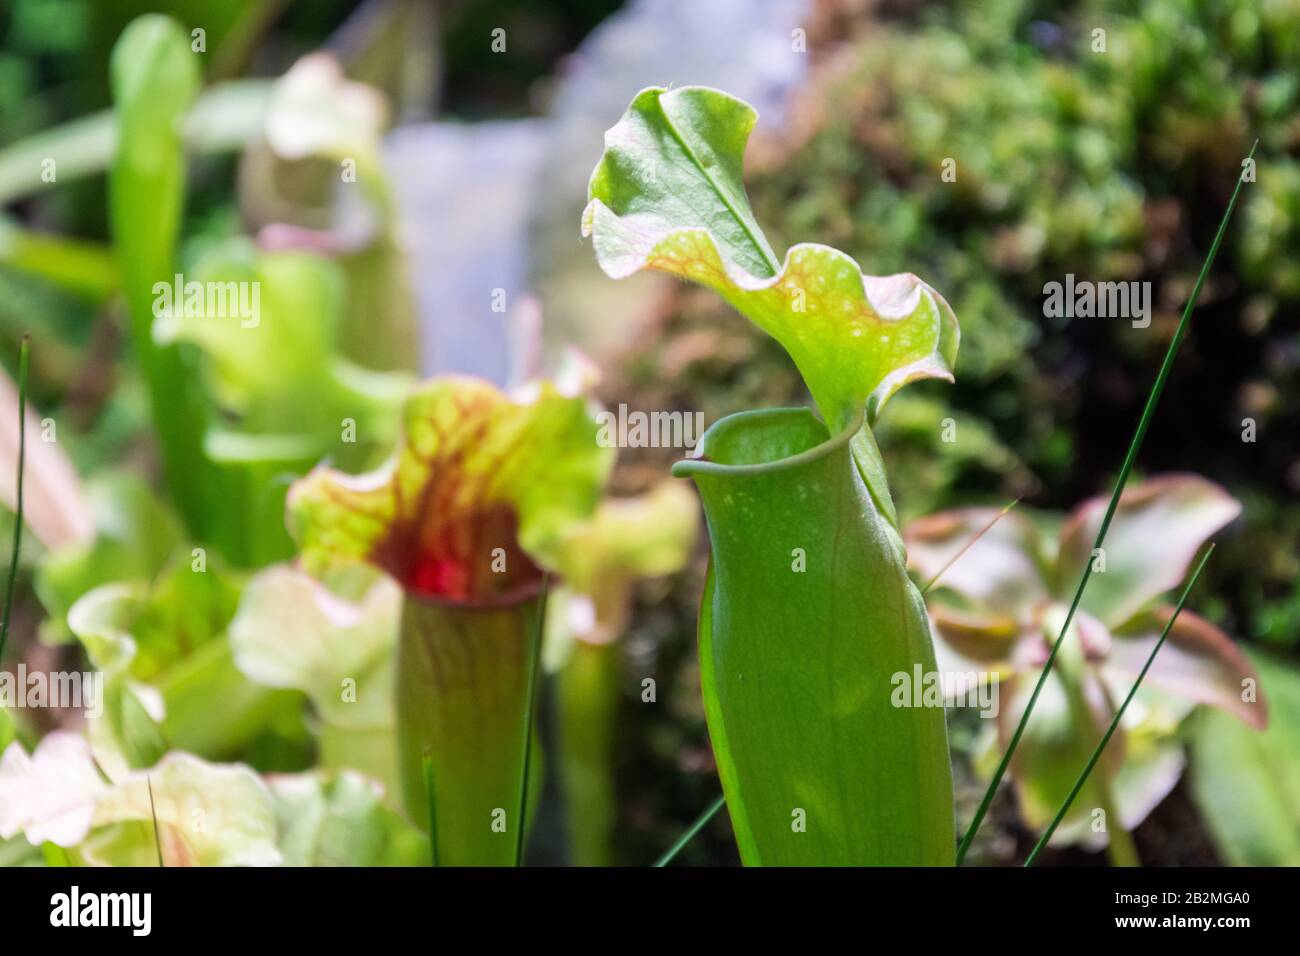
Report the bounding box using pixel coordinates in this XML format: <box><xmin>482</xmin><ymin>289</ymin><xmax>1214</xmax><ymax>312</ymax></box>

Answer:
<box><xmin>1025</xmin><ymin>545</ymin><xmax>1215</xmax><ymax>866</ymax></box>
<box><xmin>147</xmin><ymin>774</ymin><xmax>164</xmax><ymax>867</ymax></box>
<box><xmin>654</xmin><ymin>793</ymin><xmax>726</xmax><ymax>867</ymax></box>
<box><xmin>422</xmin><ymin>752</ymin><xmax>438</xmax><ymax>867</ymax></box>
<box><xmin>514</xmin><ymin>573</ymin><xmax>549</xmax><ymax>866</ymax></box>
<box><xmin>955</xmin><ymin>143</ymin><xmax>1256</xmax><ymax>866</ymax></box>
<box><xmin>0</xmin><ymin>334</ymin><xmax>28</xmax><ymax>663</ymax></box>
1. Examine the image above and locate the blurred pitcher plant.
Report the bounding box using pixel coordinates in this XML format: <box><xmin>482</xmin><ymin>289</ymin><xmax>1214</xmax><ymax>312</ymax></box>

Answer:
<box><xmin>285</xmin><ymin>362</ymin><xmax>613</xmax><ymax>865</ymax></box>
<box><xmin>906</xmin><ymin>475</ymin><xmax>1268</xmax><ymax>862</ymax></box>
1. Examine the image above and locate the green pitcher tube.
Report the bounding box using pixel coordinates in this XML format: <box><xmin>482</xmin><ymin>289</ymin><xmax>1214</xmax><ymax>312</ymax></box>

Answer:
<box><xmin>397</xmin><ymin>593</ymin><xmax>544</xmax><ymax>866</ymax></box>
<box><xmin>674</xmin><ymin>406</ymin><xmax>955</xmax><ymax>865</ymax></box>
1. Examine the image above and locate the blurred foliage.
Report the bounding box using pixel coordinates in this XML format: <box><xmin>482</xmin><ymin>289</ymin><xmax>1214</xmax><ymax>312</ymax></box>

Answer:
<box><xmin>1186</xmin><ymin>650</ymin><xmax>1300</xmax><ymax>865</ymax></box>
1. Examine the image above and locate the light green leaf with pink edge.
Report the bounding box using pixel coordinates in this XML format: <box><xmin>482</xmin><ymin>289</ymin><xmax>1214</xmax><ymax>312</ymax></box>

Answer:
<box><xmin>1056</xmin><ymin>474</ymin><xmax>1241</xmax><ymax>628</ymax></box>
<box><xmin>85</xmin><ymin>752</ymin><xmax>281</xmax><ymax>866</ymax></box>
<box><xmin>905</xmin><ymin>506</ymin><xmax>1050</xmax><ymax>614</ymax></box>
<box><xmin>1107</xmin><ymin>607</ymin><xmax>1268</xmax><ymax>729</ymax></box>
<box><xmin>288</xmin><ymin>373</ymin><xmax>613</xmax><ymax>602</ymax></box>
<box><xmin>230</xmin><ymin>564</ymin><xmax>399</xmax><ymax>729</ymax></box>
<box><xmin>0</xmin><ymin>732</ymin><xmax>108</xmax><ymax>847</ymax></box>
<box><xmin>0</xmin><ymin>733</ymin><xmax>281</xmax><ymax>866</ymax></box>
<box><xmin>267</xmin><ymin>769</ymin><xmax>428</xmax><ymax>867</ymax></box>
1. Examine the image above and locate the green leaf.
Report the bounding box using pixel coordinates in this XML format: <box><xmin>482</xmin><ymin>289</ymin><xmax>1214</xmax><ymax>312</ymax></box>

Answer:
<box><xmin>0</xmin><ymin>706</ymin><xmax>12</xmax><ymax>753</ymax></box>
<box><xmin>1107</xmin><ymin>607</ymin><xmax>1267</xmax><ymax>729</ymax></box>
<box><xmin>289</xmin><ymin>373</ymin><xmax>607</xmax><ymax>863</ymax></box>
<box><xmin>65</xmin><ymin>555</ymin><xmax>305</xmax><ymax>766</ymax></box>
<box><xmin>992</xmin><ymin>636</ymin><xmax>1123</xmax><ymax>845</ymax></box>
<box><xmin>673</xmin><ymin>407</ymin><xmax>955</xmax><ymax>864</ymax></box>
<box><xmin>231</xmin><ymin>564</ymin><xmax>398</xmax><ymax>730</ymax></box>
<box><xmin>0</xmin><ymin>219</ymin><xmax>119</xmax><ymax>301</ymax></box>
<box><xmin>66</xmin><ymin>583</ymin><xmax>168</xmax><ymax>779</ymax></box>
<box><xmin>588</xmin><ymin>86</ymin><xmax>959</xmax><ymax>865</ymax></box>
<box><xmin>268</xmin><ymin>770</ymin><xmax>427</xmax><ymax>866</ymax></box>
<box><xmin>156</xmin><ymin>245</ymin><xmax>409</xmax><ymax>442</ymax></box>
<box><xmin>0</xmin><ymin>80</ymin><xmax>272</xmax><ymax>206</ymax></box>
<box><xmin>1186</xmin><ymin>650</ymin><xmax>1300</xmax><ymax>865</ymax></box>
<box><xmin>151</xmin><ymin>240</ymin><xmax>410</xmax><ymax>565</ymax></box>
<box><xmin>230</xmin><ymin>564</ymin><xmax>400</xmax><ymax>797</ymax></box>
<box><xmin>555</xmin><ymin>639</ymin><xmax>620</xmax><ymax>866</ymax></box>
<box><xmin>1055</xmin><ymin>475</ymin><xmax>1241</xmax><ymax>628</ymax></box>
<box><xmin>582</xmin><ymin>86</ymin><xmax>958</xmax><ymax>436</ymax></box>
<box><xmin>544</xmin><ymin>482</ymin><xmax>698</xmax><ymax>865</ymax></box>
<box><xmin>154</xmin><ymin>247</ymin><xmax>341</xmax><ymax>429</ymax></box>
<box><xmin>109</xmin><ymin>14</ymin><xmax>215</xmax><ymax>538</ymax></box>
<box><xmin>547</xmin><ymin>480</ymin><xmax>697</xmax><ymax>650</ymax></box>
<box><xmin>35</xmin><ymin>473</ymin><xmax>182</xmax><ymax>645</ymax></box>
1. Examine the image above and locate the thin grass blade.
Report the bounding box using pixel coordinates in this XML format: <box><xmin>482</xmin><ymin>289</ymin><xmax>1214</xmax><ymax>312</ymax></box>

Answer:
<box><xmin>956</xmin><ymin>143</ymin><xmax>1256</xmax><ymax>865</ymax></box>
<box><xmin>921</xmin><ymin>497</ymin><xmax>1021</xmax><ymax>595</ymax></box>
<box><xmin>514</xmin><ymin>573</ymin><xmax>549</xmax><ymax>866</ymax></box>
<box><xmin>147</xmin><ymin>774</ymin><xmax>165</xmax><ymax>867</ymax></box>
<box><xmin>653</xmin><ymin>793</ymin><xmax>726</xmax><ymax>867</ymax></box>
<box><xmin>1025</xmin><ymin>544</ymin><xmax>1216</xmax><ymax>865</ymax></box>
<box><xmin>422</xmin><ymin>751</ymin><xmax>438</xmax><ymax>867</ymax></box>
<box><xmin>0</xmin><ymin>334</ymin><xmax>28</xmax><ymax>664</ymax></box>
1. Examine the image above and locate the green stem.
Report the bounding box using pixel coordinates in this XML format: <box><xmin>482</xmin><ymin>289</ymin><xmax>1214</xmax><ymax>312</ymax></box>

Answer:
<box><xmin>558</xmin><ymin>639</ymin><xmax>621</xmax><ymax>867</ymax></box>
<box><xmin>422</xmin><ymin>753</ymin><xmax>438</xmax><ymax>867</ymax></box>
<box><xmin>0</xmin><ymin>224</ymin><xmax>119</xmax><ymax>301</ymax></box>
<box><xmin>147</xmin><ymin>774</ymin><xmax>165</xmax><ymax>867</ymax></box>
<box><xmin>1101</xmin><ymin>795</ymin><xmax>1140</xmax><ymax>868</ymax></box>
<box><xmin>109</xmin><ymin>17</ymin><xmax>215</xmax><ymax>540</ymax></box>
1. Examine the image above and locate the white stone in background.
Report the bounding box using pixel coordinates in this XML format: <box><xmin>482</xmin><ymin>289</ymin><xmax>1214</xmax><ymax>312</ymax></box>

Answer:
<box><xmin>384</xmin><ymin>0</ymin><xmax>810</xmax><ymax>381</ymax></box>
<box><xmin>384</xmin><ymin>120</ymin><xmax>548</xmax><ymax>382</ymax></box>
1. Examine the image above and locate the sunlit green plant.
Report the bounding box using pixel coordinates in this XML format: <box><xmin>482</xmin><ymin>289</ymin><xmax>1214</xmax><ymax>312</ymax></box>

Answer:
<box><xmin>64</xmin><ymin>555</ymin><xmax>307</xmax><ymax>773</ymax></box>
<box><xmin>584</xmin><ymin>86</ymin><xmax>960</xmax><ymax>865</ymax></box>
